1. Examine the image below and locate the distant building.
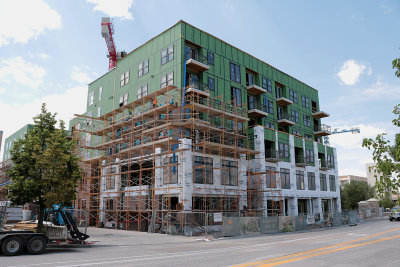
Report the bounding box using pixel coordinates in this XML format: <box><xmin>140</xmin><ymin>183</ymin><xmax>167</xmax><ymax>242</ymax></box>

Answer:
<box><xmin>2</xmin><ymin>124</ymin><xmax>34</xmax><ymax>162</ymax></box>
<box><xmin>339</xmin><ymin>175</ymin><xmax>368</xmax><ymax>188</ymax></box>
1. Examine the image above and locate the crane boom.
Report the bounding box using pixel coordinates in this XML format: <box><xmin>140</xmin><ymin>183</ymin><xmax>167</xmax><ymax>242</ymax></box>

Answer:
<box><xmin>101</xmin><ymin>17</ymin><xmax>117</xmax><ymax>70</ymax></box>
<box><xmin>323</xmin><ymin>127</ymin><xmax>360</xmax><ymax>145</ymax></box>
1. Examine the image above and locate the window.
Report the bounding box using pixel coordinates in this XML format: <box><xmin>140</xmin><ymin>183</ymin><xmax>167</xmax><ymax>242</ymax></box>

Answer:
<box><xmin>221</xmin><ymin>160</ymin><xmax>238</xmax><ymax>185</ymax></box>
<box><xmin>246</xmin><ymin>72</ymin><xmax>254</xmax><ymax>86</ymax></box>
<box><xmin>120</xmin><ymin>70</ymin><xmax>130</xmax><ymax>87</ymax></box>
<box><xmin>305</xmin><ymin>149</ymin><xmax>314</xmax><ymax>164</ymax></box>
<box><xmin>292</xmin><ymin>129</ymin><xmax>301</xmax><ymax>136</ymax></box>
<box><xmin>161</xmin><ymin>45</ymin><xmax>174</xmax><ymax>65</ymax></box>
<box><xmin>264</xmin><ymin>98</ymin><xmax>274</xmax><ymax>114</ymax></box>
<box><xmin>280</xmin><ymin>168</ymin><xmax>291</xmax><ymax>189</ymax></box>
<box><xmin>208</xmin><ymin>77</ymin><xmax>215</xmax><ymax>91</ymax></box>
<box><xmin>296</xmin><ymin>170</ymin><xmax>305</xmax><ymax>190</ymax></box>
<box><xmin>119</xmin><ymin>94</ymin><xmax>128</xmax><ymax>107</ymax></box>
<box><xmin>163</xmin><ymin>156</ymin><xmax>178</xmax><ymax>184</ymax></box>
<box><xmin>207</xmin><ymin>51</ymin><xmax>214</xmax><ymax>65</ymax></box>
<box><xmin>97</xmin><ymin>107</ymin><xmax>101</xmax><ymax>117</ymax></box>
<box><xmin>248</xmin><ymin>95</ymin><xmax>255</xmax><ymax>110</ymax></box>
<box><xmin>137</xmin><ymin>84</ymin><xmax>148</xmax><ymax>99</ymax></box>
<box><xmin>278</xmin><ymin>142</ymin><xmax>289</xmax><ymax>158</ymax></box>
<box><xmin>266</xmin><ymin>166</ymin><xmax>277</xmax><ymax>188</ymax></box>
<box><xmin>291</xmin><ymin>110</ymin><xmax>299</xmax><ymax>123</ymax></box>
<box><xmin>320</xmin><ymin>174</ymin><xmax>327</xmax><ymax>191</ymax></box>
<box><xmin>106</xmin><ymin>176</ymin><xmax>115</xmax><ymax>190</ymax></box>
<box><xmin>138</xmin><ymin>59</ymin><xmax>149</xmax><ymax>77</ymax></box>
<box><xmin>230</xmin><ymin>62</ymin><xmax>241</xmax><ymax>83</ymax></box>
<box><xmin>327</xmin><ymin>154</ymin><xmax>335</xmax><ymax>168</ymax></box>
<box><xmin>329</xmin><ymin>175</ymin><xmax>336</xmax><ymax>191</ymax></box>
<box><xmin>98</xmin><ymin>86</ymin><xmax>102</xmax><ymax>101</ymax></box>
<box><xmin>161</xmin><ymin>72</ymin><xmax>174</xmax><ymax>88</ymax></box>
<box><xmin>308</xmin><ymin>172</ymin><xmax>316</xmax><ymax>190</ymax></box>
<box><xmin>231</xmin><ymin>86</ymin><xmax>242</xmax><ymax>106</ymax></box>
<box><xmin>262</xmin><ymin>77</ymin><xmax>272</xmax><ymax>93</ymax></box>
<box><xmin>289</xmin><ymin>89</ymin><xmax>298</xmax><ymax>103</ymax></box>
<box><xmin>301</xmin><ymin>95</ymin><xmax>309</xmax><ymax>108</ymax></box>
<box><xmin>194</xmin><ymin>156</ymin><xmax>213</xmax><ymax>184</ymax></box>
<box><xmin>305</xmin><ymin>134</ymin><xmax>312</xmax><ymax>140</ymax></box>
<box><xmin>304</xmin><ymin>115</ymin><xmax>311</xmax><ymax>127</ymax></box>
<box><xmin>265</xmin><ymin>121</ymin><xmax>275</xmax><ymax>129</ymax></box>
<box><xmin>88</xmin><ymin>91</ymin><xmax>94</xmax><ymax>106</ymax></box>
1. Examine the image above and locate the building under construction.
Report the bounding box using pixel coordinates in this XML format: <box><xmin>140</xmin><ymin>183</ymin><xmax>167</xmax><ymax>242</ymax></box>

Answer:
<box><xmin>70</xmin><ymin>20</ymin><xmax>340</xmax><ymax>233</ymax></box>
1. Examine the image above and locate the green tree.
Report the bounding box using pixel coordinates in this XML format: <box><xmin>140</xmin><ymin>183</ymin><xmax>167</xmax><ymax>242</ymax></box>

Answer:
<box><xmin>7</xmin><ymin>104</ymin><xmax>81</xmax><ymax>232</ymax></box>
<box><xmin>362</xmin><ymin>57</ymin><xmax>400</xmax><ymax>199</ymax></box>
<box><xmin>379</xmin><ymin>192</ymin><xmax>395</xmax><ymax>209</ymax></box>
<box><xmin>340</xmin><ymin>181</ymin><xmax>374</xmax><ymax>210</ymax></box>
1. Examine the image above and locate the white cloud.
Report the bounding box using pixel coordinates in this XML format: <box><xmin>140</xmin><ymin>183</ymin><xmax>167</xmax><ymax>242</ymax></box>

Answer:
<box><xmin>0</xmin><ymin>56</ymin><xmax>46</xmax><ymax>89</ymax></box>
<box><xmin>71</xmin><ymin>66</ymin><xmax>92</xmax><ymax>84</ymax></box>
<box><xmin>86</xmin><ymin>0</ymin><xmax>134</xmax><ymax>20</ymax></box>
<box><xmin>0</xmin><ymin>0</ymin><xmax>61</xmax><ymax>47</ymax></box>
<box><xmin>29</xmin><ymin>52</ymin><xmax>50</xmax><ymax>60</ymax></box>
<box><xmin>0</xmin><ymin>85</ymin><xmax>87</xmax><ymax>159</ymax></box>
<box><xmin>381</xmin><ymin>5</ymin><xmax>394</xmax><ymax>14</ymax></box>
<box><xmin>337</xmin><ymin>59</ymin><xmax>370</xmax><ymax>86</ymax></box>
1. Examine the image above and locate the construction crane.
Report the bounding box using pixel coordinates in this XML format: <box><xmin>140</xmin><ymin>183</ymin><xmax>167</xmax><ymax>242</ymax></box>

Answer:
<box><xmin>323</xmin><ymin>127</ymin><xmax>360</xmax><ymax>145</ymax></box>
<box><xmin>101</xmin><ymin>17</ymin><xmax>126</xmax><ymax>70</ymax></box>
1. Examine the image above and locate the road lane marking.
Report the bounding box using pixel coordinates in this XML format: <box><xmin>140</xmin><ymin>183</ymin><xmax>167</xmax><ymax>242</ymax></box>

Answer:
<box><xmin>254</xmin><ymin>235</ymin><xmax>400</xmax><ymax>267</ymax></box>
<box><xmin>234</xmin><ymin>226</ymin><xmax>400</xmax><ymax>267</ymax></box>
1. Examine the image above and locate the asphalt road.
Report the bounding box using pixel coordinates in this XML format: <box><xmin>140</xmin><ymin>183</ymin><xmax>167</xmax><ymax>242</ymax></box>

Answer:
<box><xmin>1</xmin><ymin>220</ymin><xmax>400</xmax><ymax>267</ymax></box>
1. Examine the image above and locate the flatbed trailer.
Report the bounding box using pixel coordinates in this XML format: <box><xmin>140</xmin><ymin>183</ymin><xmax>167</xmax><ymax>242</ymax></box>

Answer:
<box><xmin>0</xmin><ymin>209</ymin><xmax>89</xmax><ymax>256</ymax></box>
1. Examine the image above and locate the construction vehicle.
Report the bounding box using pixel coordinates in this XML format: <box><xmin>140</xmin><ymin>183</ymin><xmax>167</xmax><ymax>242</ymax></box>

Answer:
<box><xmin>0</xmin><ymin>204</ymin><xmax>89</xmax><ymax>256</ymax></box>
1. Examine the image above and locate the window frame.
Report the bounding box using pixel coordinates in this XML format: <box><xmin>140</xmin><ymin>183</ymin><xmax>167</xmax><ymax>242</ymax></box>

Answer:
<box><xmin>296</xmin><ymin>170</ymin><xmax>305</xmax><ymax>190</ymax></box>
<box><xmin>278</xmin><ymin>142</ymin><xmax>289</xmax><ymax>158</ymax></box>
<box><xmin>208</xmin><ymin>77</ymin><xmax>215</xmax><ymax>91</ymax></box>
<box><xmin>88</xmin><ymin>91</ymin><xmax>94</xmax><ymax>106</ymax></box>
<box><xmin>231</xmin><ymin>86</ymin><xmax>242</xmax><ymax>107</ymax></box>
<box><xmin>266</xmin><ymin>166</ymin><xmax>277</xmax><ymax>188</ymax></box>
<box><xmin>207</xmin><ymin>51</ymin><xmax>214</xmax><ymax>65</ymax></box>
<box><xmin>308</xmin><ymin>172</ymin><xmax>316</xmax><ymax>190</ymax></box>
<box><xmin>221</xmin><ymin>160</ymin><xmax>238</xmax><ymax>186</ymax></box>
<box><xmin>304</xmin><ymin>114</ymin><xmax>311</xmax><ymax>127</ymax></box>
<box><xmin>329</xmin><ymin>175</ymin><xmax>336</xmax><ymax>191</ymax></box>
<box><xmin>138</xmin><ymin>59</ymin><xmax>149</xmax><ymax>77</ymax></box>
<box><xmin>320</xmin><ymin>173</ymin><xmax>327</xmax><ymax>191</ymax></box>
<box><xmin>194</xmin><ymin>156</ymin><xmax>213</xmax><ymax>184</ymax></box>
<box><xmin>229</xmin><ymin>62</ymin><xmax>241</xmax><ymax>83</ymax></box>
<box><xmin>280</xmin><ymin>168</ymin><xmax>291</xmax><ymax>189</ymax></box>
<box><xmin>289</xmin><ymin>89</ymin><xmax>298</xmax><ymax>103</ymax></box>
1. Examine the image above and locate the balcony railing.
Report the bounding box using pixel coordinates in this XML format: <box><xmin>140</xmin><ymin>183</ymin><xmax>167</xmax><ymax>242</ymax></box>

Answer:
<box><xmin>314</xmin><ymin>124</ymin><xmax>332</xmax><ymax>136</ymax></box>
<box><xmin>185</xmin><ymin>51</ymin><xmax>209</xmax><ymax>73</ymax></box>
<box><xmin>277</xmin><ymin>112</ymin><xmax>295</xmax><ymax>126</ymax></box>
<box><xmin>185</xmin><ymin>51</ymin><xmax>207</xmax><ymax>63</ymax></box>
<box><xmin>295</xmin><ymin>154</ymin><xmax>307</xmax><ymax>167</ymax></box>
<box><xmin>265</xmin><ymin>148</ymin><xmax>281</xmax><ymax>162</ymax></box>
<box><xmin>186</xmin><ymin>80</ymin><xmax>209</xmax><ymax>92</ymax></box>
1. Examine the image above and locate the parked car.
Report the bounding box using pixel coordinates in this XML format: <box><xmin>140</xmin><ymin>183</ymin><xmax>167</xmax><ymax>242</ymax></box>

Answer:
<box><xmin>389</xmin><ymin>206</ymin><xmax>400</xmax><ymax>221</ymax></box>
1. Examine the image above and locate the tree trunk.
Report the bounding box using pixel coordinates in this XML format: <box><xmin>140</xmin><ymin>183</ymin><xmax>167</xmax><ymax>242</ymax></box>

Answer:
<box><xmin>37</xmin><ymin>201</ymin><xmax>45</xmax><ymax>233</ymax></box>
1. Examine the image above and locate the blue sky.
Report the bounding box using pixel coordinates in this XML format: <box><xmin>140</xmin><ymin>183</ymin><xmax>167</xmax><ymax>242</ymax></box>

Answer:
<box><xmin>0</xmin><ymin>0</ymin><xmax>399</xmax><ymax>176</ymax></box>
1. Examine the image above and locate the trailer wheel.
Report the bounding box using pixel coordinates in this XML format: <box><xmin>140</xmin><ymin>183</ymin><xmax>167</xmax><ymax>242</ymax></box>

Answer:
<box><xmin>27</xmin><ymin>236</ymin><xmax>47</xmax><ymax>255</ymax></box>
<box><xmin>1</xmin><ymin>236</ymin><xmax>23</xmax><ymax>256</ymax></box>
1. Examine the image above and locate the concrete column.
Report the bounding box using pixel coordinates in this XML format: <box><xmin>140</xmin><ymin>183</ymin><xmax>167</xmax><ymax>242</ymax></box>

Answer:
<box><xmin>179</xmin><ymin>138</ymin><xmax>193</xmax><ymax>211</ymax></box>
<box><xmin>314</xmin><ymin>197</ymin><xmax>322</xmax><ymax>214</ymax></box>
<box><xmin>154</xmin><ymin>147</ymin><xmax>162</xmax><ymax>187</ymax></box>
<box><xmin>239</xmin><ymin>153</ymin><xmax>248</xmax><ymax>210</ymax></box>
<box><xmin>253</xmin><ymin>126</ymin><xmax>267</xmax><ymax>216</ymax></box>
<box><xmin>288</xmin><ymin>197</ymin><xmax>298</xmax><ymax>216</ymax></box>
<box><xmin>289</xmin><ymin>135</ymin><xmax>296</xmax><ymax>190</ymax></box>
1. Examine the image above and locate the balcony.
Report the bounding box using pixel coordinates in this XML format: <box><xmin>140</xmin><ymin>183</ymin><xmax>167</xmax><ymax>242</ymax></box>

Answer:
<box><xmin>319</xmin><ymin>159</ymin><xmax>334</xmax><ymax>171</ymax></box>
<box><xmin>185</xmin><ymin>81</ymin><xmax>210</xmax><ymax>98</ymax></box>
<box><xmin>247</xmin><ymin>84</ymin><xmax>267</xmax><ymax>95</ymax></box>
<box><xmin>277</xmin><ymin>112</ymin><xmax>295</xmax><ymax>127</ymax></box>
<box><xmin>276</xmin><ymin>97</ymin><xmax>293</xmax><ymax>106</ymax></box>
<box><xmin>295</xmin><ymin>154</ymin><xmax>307</xmax><ymax>167</ymax></box>
<box><xmin>265</xmin><ymin>148</ymin><xmax>281</xmax><ymax>162</ymax></box>
<box><xmin>312</xmin><ymin>109</ymin><xmax>330</xmax><ymax>119</ymax></box>
<box><xmin>314</xmin><ymin>124</ymin><xmax>332</xmax><ymax>137</ymax></box>
<box><xmin>185</xmin><ymin>53</ymin><xmax>209</xmax><ymax>73</ymax></box>
<box><xmin>248</xmin><ymin>103</ymin><xmax>268</xmax><ymax>118</ymax></box>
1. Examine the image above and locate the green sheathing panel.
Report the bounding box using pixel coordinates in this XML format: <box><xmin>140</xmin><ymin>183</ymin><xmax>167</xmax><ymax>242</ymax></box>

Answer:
<box><xmin>294</xmin><ymin>137</ymin><xmax>303</xmax><ymax>148</ymax></box>
<box><xmin>326</xmin><ymin>146</ymin><xmax>334</xmax><ymax>155</ymax></box>
<box><xmin>318</xmin><ymin>143</ymin><xmax>325</xmax><ymax>154</ymax></box>
<box><xmin>85</xmin><ymin>23</ymin><xmax>182</xmax><ymax>118</ymax></box>
<box><xmin>2</xmin><ymin>124</ymin><xmax>34</xmax><ymax>161</ymax></box>
<box><xmin>277</xmin><ymin>132</ymin><xmax>290</xmax><ymax>162</ymax></box>
<box><xmin>264</xmin><ymin>128</ymin><xmax>275</xmax><ymax>142</ymax></box>
<box><xmin>180</xmin><ymin>21</ymin><xmax>321</xmax><ymax>141</ymax></box>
